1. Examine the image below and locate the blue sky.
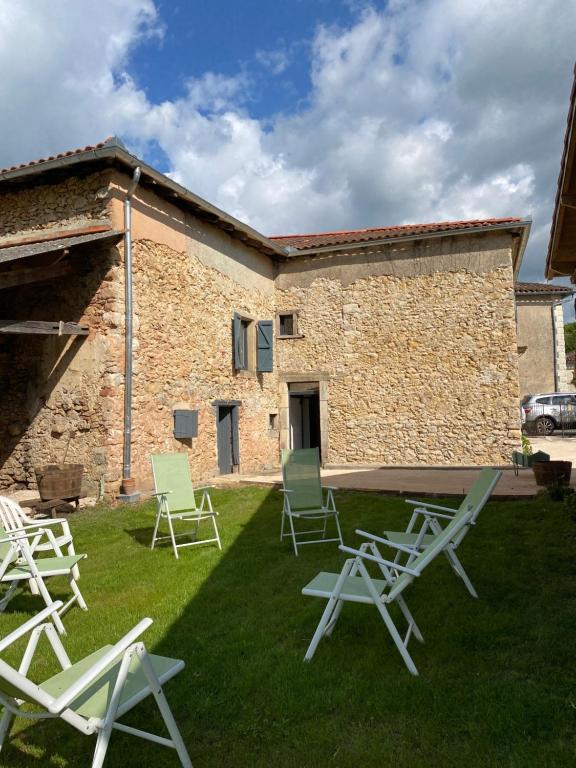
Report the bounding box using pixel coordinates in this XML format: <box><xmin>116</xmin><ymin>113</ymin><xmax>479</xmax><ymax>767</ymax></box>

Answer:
<box><xmin>131</xmin><ymin>0</ymin><xmax>358</xmax><ymax>120</ymax></box>
<box><xmin>0</xmin><ymin>0</ymin><xmax>575</xmax><ymax>310</ymax></box>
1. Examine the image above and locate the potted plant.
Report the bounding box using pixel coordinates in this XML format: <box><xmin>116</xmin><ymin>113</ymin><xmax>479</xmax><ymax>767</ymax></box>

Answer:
<box><xmin>512</xmin><ymin>436</ymin><xmax>550</xmax><ymax>474</ymax></box>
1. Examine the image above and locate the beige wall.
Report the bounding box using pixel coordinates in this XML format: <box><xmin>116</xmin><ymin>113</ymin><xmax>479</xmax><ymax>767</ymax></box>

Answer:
<box><xmin>516</xmin><ymin>300</ymin><xmax>568</xmax><ymax>396</ymax></box>
<box><xmin>276</xmin><ymin>233</ymin><xmax>521</xmax><ymax>465</ymax></box>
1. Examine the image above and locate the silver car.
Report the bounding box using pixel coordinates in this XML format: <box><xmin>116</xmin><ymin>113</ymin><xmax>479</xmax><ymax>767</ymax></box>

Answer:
<box><xmin>521</xmin><ymin>393</ymin><xmax>576</xmax><ymax>435</ymax></box>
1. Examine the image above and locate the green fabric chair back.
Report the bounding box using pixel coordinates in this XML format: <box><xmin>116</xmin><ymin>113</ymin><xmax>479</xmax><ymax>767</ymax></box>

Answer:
<box><xmin>389</xmin><ymin>468</ymin><xmax>501</xmax><ymax>600</ymax></box>
<box><xmin>282</xmin><ymin>448</ymin><xmax>323</xmax><ymax>511</ymax></box>
<box><xmin>456</xmin><ymin>468</ymin><xmax>502</xmax><ymax>523</ymax></box>
<box><xmin>151</xmin><ymin>453</ymin><xmax>196</xmax><ymax>512</ymax></box>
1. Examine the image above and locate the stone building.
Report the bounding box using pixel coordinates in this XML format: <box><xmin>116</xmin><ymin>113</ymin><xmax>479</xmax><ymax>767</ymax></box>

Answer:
<box><xmin>515</xmin><ymin>282</ymin><xmax>573</xmax><ymax>396</ymax></box>
<box><xmin>0</xmin><ymin>138</ymin><xmax>530</xmax><ymax>497</ymax></box>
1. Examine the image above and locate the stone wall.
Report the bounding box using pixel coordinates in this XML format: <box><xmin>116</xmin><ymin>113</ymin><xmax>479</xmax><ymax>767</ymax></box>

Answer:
<box><xmin>0</xmin><ymin>164</ymin><xmax>526</xmax><ymax>494</ymax></box>
<box><xmin>275</xmin><ymin>233</ymin><xmax>521</xmax><ymax>465</ymax></box>
<box><xmin>0</xmin><ymin>241</ymin><xmax>123</xmax><ymax>494</ymax></box>
<box><xmin>127</xmin><ymin>234</ymin><xmax>279</xmax><ymax>490</ymax></box>
<box><xmin>0</xmin><ymin>171</ymin><xmax>111</xmax><ymax>243</ymax></box>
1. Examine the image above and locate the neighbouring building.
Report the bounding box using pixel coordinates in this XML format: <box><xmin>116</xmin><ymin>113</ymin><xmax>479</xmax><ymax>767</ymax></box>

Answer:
<box><xmin>0</xmin><ymin>138</ymin><xmax>531</xmax><ymax>497</ymax></box>
<box><xmin>547</xmin><ymin>64</ymin><xmax>576</xmax><ymax>280</ymax></box>
<box><xmin>515</xmin><ymin>282</ymin><xmax>573</xmax><ymax>395</ymax></box>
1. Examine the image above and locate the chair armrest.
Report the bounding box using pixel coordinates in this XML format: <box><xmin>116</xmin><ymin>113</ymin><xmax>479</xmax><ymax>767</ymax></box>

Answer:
<box><xmin>355</xmin><ymin>529</ymin><xmax>420</xmax><ymax>555</ymax></box>
<box><xmin>0</xmin><ymin>528</ymin><xmax>46</xmax><ymax>545</ymax></box>
<box><xmin>405</xmin><ymin>499</ymin><xmax>457</xmax><ymax>514</ymax></box>
<box><xmin>17</xmin><ymin>518</ymin><xmax>72</xmax><ymax>537</ymax></box>
<box><xmin>196</xmin><ymin>486</ymin><xmax>215</xmax><ymax>492</ymax></box>
<box><xmin>150</xmin><ymin>490</ymin><xmax>172</xmax><ymax>497</ymax></box>
<box><xmin>0</xmin><ymin>601</ymin><xmax>64</xmax><ymax>652</ymax></box>
<box><xmin>48</xmin><ymin>617</ymin><xmax>154</xmax><ymax>713</ymax></box>
<box><xmin>279</xmin><ymin>489</ymin><xmax>293</xmax><ymax>493</ymax></box>
<box><xmin>323</xmin><ymin>486</ymin><xmax>337</xmax><ymax>491</ymax></box>
<box><xmin>409</xmin><ymin>507</ymin><xmax>454</xmax><ymax>521</ymax></box>
<box><xmin>339</xmin><ymin>545</ymin><xmax>420</xmax><ymax>576</ymax></box>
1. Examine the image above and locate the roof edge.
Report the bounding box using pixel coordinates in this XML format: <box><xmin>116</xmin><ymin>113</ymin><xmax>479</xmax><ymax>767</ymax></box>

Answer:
<box><xmin>0</xmin><ymin>141</ymin><xmax>288</xmax><ymax>260</ymax></box>
<box><xmin>281</xmin><ymin>219</ymin><xmax>532</xmax><ymax>261</ymax></box>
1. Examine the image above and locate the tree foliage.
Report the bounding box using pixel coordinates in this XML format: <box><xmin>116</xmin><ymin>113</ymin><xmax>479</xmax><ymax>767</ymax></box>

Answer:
<box><xmin>564</xmin><ymin>322</ymin><xmax>576</xmax><ymax>354</ymax></box>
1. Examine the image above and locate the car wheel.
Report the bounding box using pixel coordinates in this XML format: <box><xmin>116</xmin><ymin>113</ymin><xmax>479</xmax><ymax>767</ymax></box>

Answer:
<box><xmin>535</xmin><ymin>416</ymin><xmax>555</xmax><ymax>436</ymax></box>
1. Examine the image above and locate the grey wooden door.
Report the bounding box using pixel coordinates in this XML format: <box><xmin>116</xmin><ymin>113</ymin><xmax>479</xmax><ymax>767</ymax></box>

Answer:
<box><xmin>217</xmin><ymin>407</ymin><xmax>233</xmax><ymax>474</ymax></box>
<box><xmin>217</xmin><ymin>405</ymin><xmax>239</xmax><ymax>474</ymax></box>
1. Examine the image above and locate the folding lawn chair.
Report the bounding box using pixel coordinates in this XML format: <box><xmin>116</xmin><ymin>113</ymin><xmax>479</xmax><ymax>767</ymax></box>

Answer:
<box><xmin>0</xmin><ymin>602</ymin><xmax>193</xmax><ymax>767</ymax></box>
<box><xmin>302</xmin><ymin>502</ymin><xmax>476</xmax><ymax>675</ymax></box>
<box><xmin>0</xmin><ymin>528</ymin><xmax>87</xmax><ymax>635</ymax></box>
<box><xmin>384</xmin><ymin>467</ymin><xmax>502</xmax><ymax>598</ymax></box>
<box><xmin>0</xmin><ymin>495</ymin><xmax>80</xmax><ymax>580</ymax></box>
<box><xmin>280</xmin><ymin>448</ymin><xmax>343</xmax><ymax>555</ymax></box>
<box><xmin>150</xmin><ymin>453</ymin><xmax>221</xmax><ymax>559</ymax></box>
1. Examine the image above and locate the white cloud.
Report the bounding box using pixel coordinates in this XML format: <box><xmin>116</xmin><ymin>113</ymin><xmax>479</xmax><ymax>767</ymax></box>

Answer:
<box><xmin>0</xmin><ymin>0</ymin><xmax>574</xmax><ymax>280</ymax></box>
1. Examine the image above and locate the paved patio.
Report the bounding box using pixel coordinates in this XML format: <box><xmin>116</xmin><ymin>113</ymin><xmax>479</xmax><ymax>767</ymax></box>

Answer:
<box><xmin>217</xmin><ymin>464</ymin><xmax>560</xmax><ymax>500</ymax></box>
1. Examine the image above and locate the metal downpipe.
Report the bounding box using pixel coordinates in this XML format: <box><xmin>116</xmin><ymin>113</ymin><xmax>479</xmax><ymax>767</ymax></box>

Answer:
<box><xmin>121</xmin><ymin>166</ymin><xmax>141</xmax><ymax>495</ymax></box>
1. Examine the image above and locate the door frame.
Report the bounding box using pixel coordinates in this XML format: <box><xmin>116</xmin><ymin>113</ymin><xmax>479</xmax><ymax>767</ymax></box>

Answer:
<box><xmin>278</xmin><ymin>373</ymin><xmax>329</xmax><ymax>464</ymax></box>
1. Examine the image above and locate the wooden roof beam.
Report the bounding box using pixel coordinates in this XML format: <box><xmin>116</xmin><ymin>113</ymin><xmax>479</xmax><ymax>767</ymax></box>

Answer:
<box><xmin>0</xmin><ymin>261</ymin><xmax>74</xmax><ymax>291</ymax></box>
<box><xmin>0</xmin><ymin>320</ymin><xmax>89</xmax><ymax>336</ymax></box>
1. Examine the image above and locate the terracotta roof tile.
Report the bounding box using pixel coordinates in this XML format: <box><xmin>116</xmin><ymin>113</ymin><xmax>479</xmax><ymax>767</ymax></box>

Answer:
<box><xmin>0</xmin><ymin>137</ymin><xmax>122</xmax><ymax>175</ymax></box>
<box><xmin>270</xmin><ymin>218</ymin><xmax>524</xmax><ymax>251</ymax></box>
<box><xmin>514</xmin><ymin>281</ymin><xmax>573</xmax><ymax>295</ymax></box>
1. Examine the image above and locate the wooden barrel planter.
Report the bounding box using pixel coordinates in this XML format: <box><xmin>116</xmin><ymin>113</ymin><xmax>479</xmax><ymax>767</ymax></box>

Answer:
<box><xmin>532</xmin><ymin>460</ymin><xmax>572</xmax><ymax>487</ymax></box>
<box><xmin>34</xmin><ymin>464</ymin><xmax>84</xmax><ymax>502</ymax></box>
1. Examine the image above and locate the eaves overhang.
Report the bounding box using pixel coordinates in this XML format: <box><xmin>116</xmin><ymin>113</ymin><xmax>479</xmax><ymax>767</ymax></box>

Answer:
<box><xmin>283</xmin><ymin>219</ymin><xmax>532</xmax><ymax>275</ymax></box>
<box><xmin>0</xmin><ymin>140</ymin><xmax>288</xmax><ymax>261</ymax></box>
<box><xmin>546</xmin><ymin>64</ymin><xmax>576</xmax><ymax>279</ymax></box>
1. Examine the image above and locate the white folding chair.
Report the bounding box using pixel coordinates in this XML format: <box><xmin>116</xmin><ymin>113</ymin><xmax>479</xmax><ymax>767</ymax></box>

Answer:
<box><xmin>0</xmin><ymin>602</ymin><xmax>193</xmax><ymax>767</ymax></box>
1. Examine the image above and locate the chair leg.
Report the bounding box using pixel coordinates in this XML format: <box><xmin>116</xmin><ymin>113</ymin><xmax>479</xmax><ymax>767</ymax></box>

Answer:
<box><xmin>67</xmin><ymin>542</ymin><xmax>80</xmax><ymax>581</ymax></box>
<box><xmin>68</xmin><ymin>575</ymin><xmax>88</xmax><ymax>611</ymax></box>
<box><xmin>304</xmin><ymin>560</ymin><xmax>355</xmax><ymax>661</ymax></box>
<box><xmin>151</xmin><ymin>508</ymin><xmax>162</xmax><ymax>551</ymax></box>
<box><xmin>166</xmin><ymin>514</ymin><xmax>179</xmax><ymax>560</ymax></box>
<box><xmin>444</xmin><ymin>549</ymin><xmax>478</xmax><ymax>598</ymax></box>
<box><xmin>29</xmin><ymin>577</ymin><xmax>40</xmax><ymax>595</ymax></box>
<box><xmin>211</xmin><ymin>515</ymin><xmax>222</xmax><ymax>550</ymax></box>
<box><xmin>0</xmin><ymin>708</ymin><xmax>14</xmax><ymax>751</ymax></box>
<box><xmin>33</xmin><ymin>577</ymin><xmax>66</xmax><ymax>635</ymax></box>
<box><xmin>92</xmin><ymin>647</ymin><xmax>134</xmax><ymax>768</ymax></box>
<box><xmin>280</xmin><ymin>511</ymin><xmax>286</xmax><ymax>541</ymax></box>
<box><xmin>373</xmin><ymin>599</ymin><xmax>419</xmax><ymax>675</ymax></box>
<box><xmin>138</xmin><ymin>650</ymin><xmax>193</xmax><ymax>767</ymax></box>
<box><xmin>334</xmin><ymin>512</ymin><xmax>344</xmax><ymax>546</ymax></box>
<box><xmin>288</xmin><ymin>514</ymin><xmax>299</xmax><ymax>556</ymax></box>
<box><xmin>0</xmin><ymin>583</ymin><xmax>18</xmax><ymax>613</ymax></box>
<box><xmin>396</xmin><ymin>595</ymin><xmax>424</xmax><ymax>643</ymax></box>
<box><xmin>324</xmin><ymin>599</ymin><xmax>344</xmax><ymax>637</ymax></box>
<box><xmin>92</xmin><ymin>727</ymin><xmax>113</xmax><ymax>768</ymax></box>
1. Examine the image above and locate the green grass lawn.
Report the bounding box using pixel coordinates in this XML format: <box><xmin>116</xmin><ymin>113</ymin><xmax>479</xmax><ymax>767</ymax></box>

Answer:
<box><xmin>1</xmin><ymin>487</ymin><xmax>575</xmax><ymax>767</ymax></box>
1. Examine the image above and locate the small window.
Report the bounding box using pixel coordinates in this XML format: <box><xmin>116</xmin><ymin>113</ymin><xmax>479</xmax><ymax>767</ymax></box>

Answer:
<box><xmin>238</xmin><ymin>319</ymin><xmax>250</xmax><ymax>370</ymax></box>
<box><xmin>277</xmin><ymin>311</ymin><xmax>299</xmax><ymax>338</ymax></box>
<box><xmin>234</xmin><ymin>312</ymin><xmax>255</xmax><ymax>371</ymax></box>
<box><xmin>269</xmin><ymin>413</ymin><xmax>279</xmax><ymax>430</ymax></box>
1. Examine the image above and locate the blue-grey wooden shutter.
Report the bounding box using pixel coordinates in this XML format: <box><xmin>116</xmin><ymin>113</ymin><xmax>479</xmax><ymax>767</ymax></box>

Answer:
<box><xmin>233</xmin><ymin>313</ymin><xmax>242</xmax><ymax>369</ymax></box>
<box><xmin>257</xmin><ymin>320</ymin><xmax>273</xmax><ymax>372</ymax></box>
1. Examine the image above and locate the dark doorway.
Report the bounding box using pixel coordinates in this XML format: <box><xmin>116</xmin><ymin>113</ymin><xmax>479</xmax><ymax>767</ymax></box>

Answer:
<box><xmin>216</xmin><ymin>404</ymin><xmax>239</xmax><ymax>474</ymax></box>
<box><xmin>289</xmin><ymin>383</ymin><xmax>321</xmax><ymax>458</ymax></box>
